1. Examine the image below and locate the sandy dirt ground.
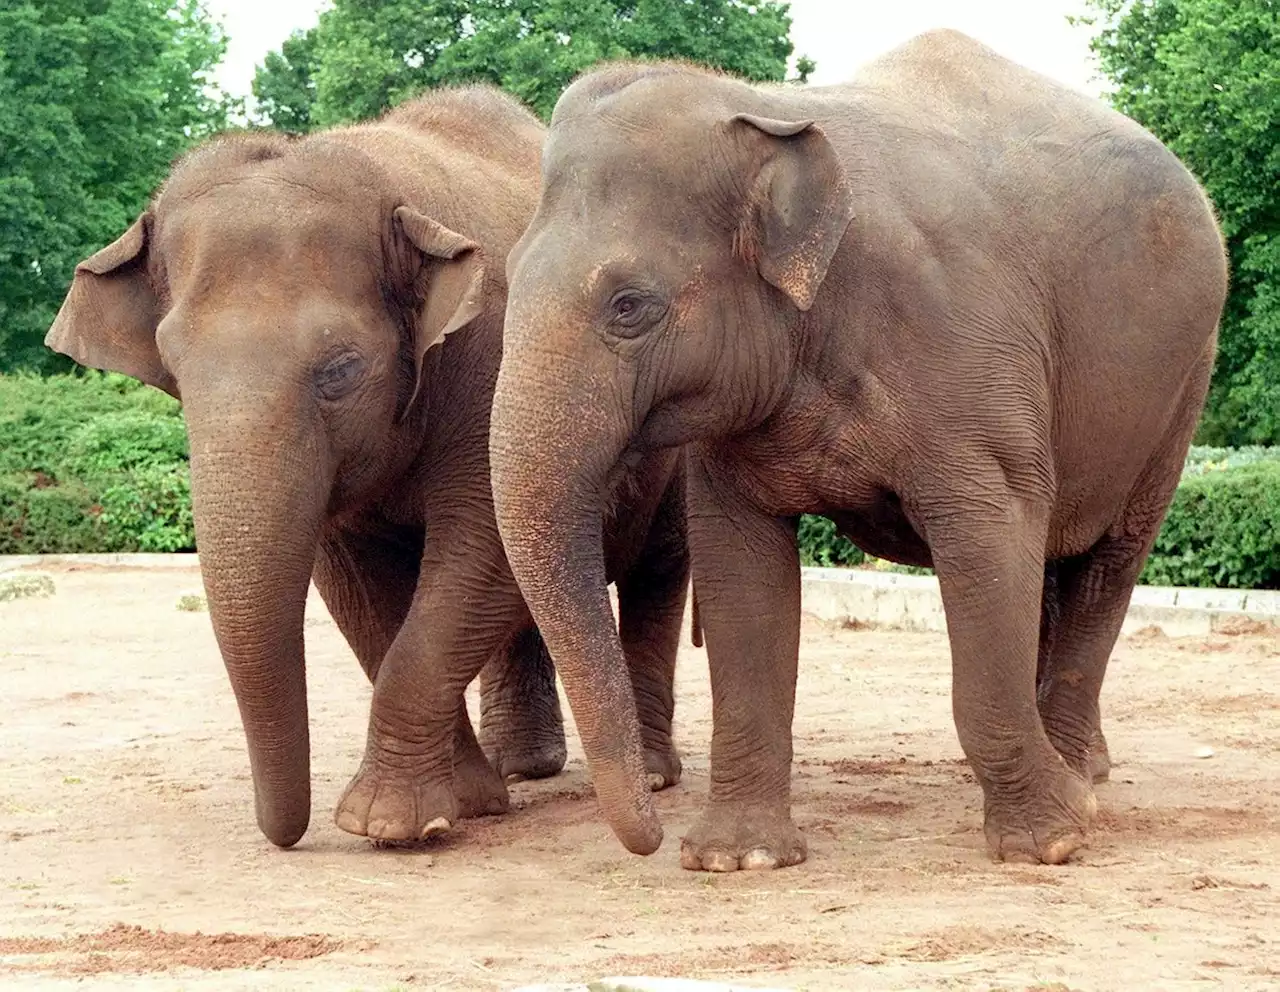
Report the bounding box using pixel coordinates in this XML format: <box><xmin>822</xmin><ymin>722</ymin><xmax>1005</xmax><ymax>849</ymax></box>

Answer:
<box><xmin>1</xmin><ymin>564</ymin><xmax>1278</xmax><ymax>991</ymax></box>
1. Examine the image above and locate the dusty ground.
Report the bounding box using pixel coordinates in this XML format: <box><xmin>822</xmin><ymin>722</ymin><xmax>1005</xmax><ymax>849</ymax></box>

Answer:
<box><xmin>1</xmin><ymin>564</ymin><xmax>1278</xmax><ymax>991</ymax></box>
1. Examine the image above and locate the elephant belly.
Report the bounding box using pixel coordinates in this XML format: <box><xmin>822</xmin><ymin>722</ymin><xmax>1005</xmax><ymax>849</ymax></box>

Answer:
<box><xmin>826</xmin><ymin>504</ymin><xmax>932</xmax><ymax>568</ymax></box>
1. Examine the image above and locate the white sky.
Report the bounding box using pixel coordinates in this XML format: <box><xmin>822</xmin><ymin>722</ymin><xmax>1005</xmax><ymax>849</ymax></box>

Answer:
<box><xmin>206</xmin><ymin>0</ymin><xmax>1104</xmax><ymax>101</ymax></box>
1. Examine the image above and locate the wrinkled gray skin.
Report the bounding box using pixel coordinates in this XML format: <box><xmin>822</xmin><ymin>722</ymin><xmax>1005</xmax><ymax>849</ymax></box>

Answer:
<box><xmin>45</xmin><ymin>86</ymin><xmax>686</xmax><ymax>850</ymax></box>
<box><xmin>490</xmin><ymin>31</ymin><xmax>1227</xmax><ymax>867</ymax></box>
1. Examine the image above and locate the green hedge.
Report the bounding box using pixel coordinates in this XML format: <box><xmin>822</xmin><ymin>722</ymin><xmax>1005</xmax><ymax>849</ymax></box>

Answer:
<box><xmin>1142</xmin><ymin>460</ymin><xmax>1280</xmax><ymax>589</ymax></box>
<box><xmin>0</xmin><ymin>373</ymin><xmax>193</xmax><ymax>554</ymax></box>
<box><xmin>2</xmin><ymin>374</ymin><xmax>1278</xmax><ymax>589</ymax></box>
<box><xmin>797</xmin><ymin>448</ymin><xmax>1280</xmax><ymax>590</ymax></box>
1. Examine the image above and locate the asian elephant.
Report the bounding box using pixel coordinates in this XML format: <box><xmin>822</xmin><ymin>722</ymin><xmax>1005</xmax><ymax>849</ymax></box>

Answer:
<box><xmin>45</xmin><ymin>86</ymin><xmax>688</xmax><ymax>849</ymax></box>
<box><xmin>489</xmin><ymin>31</ymin><xmax>1228</xmax><ymax>868</ymax></box>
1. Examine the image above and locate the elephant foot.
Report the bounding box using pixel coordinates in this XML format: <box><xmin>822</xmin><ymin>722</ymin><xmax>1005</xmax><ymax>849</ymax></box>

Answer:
<box><xmin>482</xmin><ymin>735</ymin><xmax>568</xmax><ymax>783</ymax></box>
<box><xmin>477</xmin><ymin>631</ymin><xmax>568</xmax><ymax>783</ymax></box>
<box><xmin>334</xmin><ymin>762</ymin><xmax>458</xmax><ymax>843</ymax></box>
<box><xmin>680</xmin><ymin>801</ymin><xmax>806</xmax><ymax>872</ymax></box>
<box><xmin>453</xmin><ymin>736</ymin><xmax>514</xmax><ymax>818</ymax></box>
<box><xmin>1044</xmin><ymin>719</ymin><xmax>1113</xmax><ymax>785</ymax></box>
<box><xmin>335</xmin><ymin>747</ymin><xmax>510</xmax><ymax>843</ymax></box>
<box><xmin>980</xmin><ymin>759</ymin><xmax>1097</xmax><ymax>865</ymax></box>
<box><xmin>1086</xmin><ymin>727</ymin><xmax>1112</xmax><ymax>784</ymax></box>
<box><xmin>644</xmin><ymin>743</ymin><xmax>683</xmax><ymax>791</ymax></box>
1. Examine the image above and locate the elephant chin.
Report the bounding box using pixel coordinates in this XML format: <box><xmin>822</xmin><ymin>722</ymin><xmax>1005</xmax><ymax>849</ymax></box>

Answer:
<box><xmin>187</xmin><ymin>424</ymin><xmax>328</xmax><ymax>849</ymax></box>
<box><xmin>490</xmin><ymin>355</ymin><xmax>661</xmax><ymax>856</ymax></box>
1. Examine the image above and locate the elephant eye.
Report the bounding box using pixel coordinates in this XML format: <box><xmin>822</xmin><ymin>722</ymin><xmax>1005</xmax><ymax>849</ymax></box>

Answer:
<box><xmin>613</xmin><ymin>294</ymin><xmax>641</xmax><ymax>319</ymax></box>
<box><xmin>314</xmin><ymin>350</ymin><xmax>365</xmax><ymax>401</ymax></box>
<box><xmin>607</xmin><ymin>289</ymin><xmax>664</xmax><ymax>336</ymax></box>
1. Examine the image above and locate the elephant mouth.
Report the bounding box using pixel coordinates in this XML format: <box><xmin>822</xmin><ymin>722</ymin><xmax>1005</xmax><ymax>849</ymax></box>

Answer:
<box><xmin>602</xmin><ymin>448</ymin><xmax>646</xmax><ymax>520</ymax></box>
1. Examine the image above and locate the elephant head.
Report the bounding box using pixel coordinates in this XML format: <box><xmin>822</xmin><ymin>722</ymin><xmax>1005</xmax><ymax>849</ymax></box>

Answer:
<box><xmin>46</xmin><ymin>134</ymin><xmax>487</xmax><ymax>847</ymax></box>
<box><xmin>490</xmin><ymin>63</ymin><xmax>854</xmax><ymax>853</ymax></box>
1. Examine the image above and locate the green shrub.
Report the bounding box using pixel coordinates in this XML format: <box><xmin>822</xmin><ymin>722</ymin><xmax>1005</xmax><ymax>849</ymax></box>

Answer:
<box><xmin>65</xmin><ymin>411</ymin><xmax>189</xmax><ymax>475</ymax></box>
<box><xmin>1141</xmin><ymin>461</ymin><xmax>1280</xmax><ymax>589</ymax></box>
<box><xmin>0</xmin><ymin>473</ymin><xmax>109</xmax><ymax>553</ymax></box>
<box><xmin>797</xmin><ymin>514</ymin><xmax>864</xmax><ymax>567</ymax></box>
<box><xmin>0</xmin><ymin>372</ymin><xmax>192</xmax><ymax>554</ymax></box>
<box><xmin>98</xmin><ymin>465</ymin><xmax>195</xmax><ymax>552</ymax></box>
<box><xmin>0</xmin><ymin>371</ymin><xmax>182</xmax><ymax>476</ymax></box>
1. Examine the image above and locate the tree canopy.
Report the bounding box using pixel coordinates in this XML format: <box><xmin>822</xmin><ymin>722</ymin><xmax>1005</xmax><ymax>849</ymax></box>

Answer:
<box><xmin>252</xmin><ymin>0</ymin><xmax>805</xmax><ymax>129</ymax></box>
<box><xmin>0</xmin><ymin>0</ymin><xmax>234</xmax><ymax>371</ymax></box>
<box><xmin>1086</xmin><ymin>0</ymin><xmax>1280</xmax><ymax>444</ymax></box>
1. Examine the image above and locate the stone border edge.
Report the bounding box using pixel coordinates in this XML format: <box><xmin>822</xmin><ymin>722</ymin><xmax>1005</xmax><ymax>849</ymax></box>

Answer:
<box><xmin>799</xmin><ymin>566</ymin><xmax>1279</xmax><ymax>637</ymax></box>
<box><xmin>2</xmin><ymin>554</ymin><xmax>1275</xmax><ymax>636</ymax></box>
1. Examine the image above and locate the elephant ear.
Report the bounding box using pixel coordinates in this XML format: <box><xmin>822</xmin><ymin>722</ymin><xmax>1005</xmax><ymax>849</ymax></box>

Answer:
<box><xmin>729</xmin><ymin>114</ymin><xmax>855</xmax><ymax>312</ymax></box>
<box><xmin>393</xmin><ymin>205</ymin><xmax>486</xmax><ymax>419</ymax></box>
<box><xmin>44</xmin><ymin>212</ymin><xmax>177</xmax><ymax>397</ymax></box>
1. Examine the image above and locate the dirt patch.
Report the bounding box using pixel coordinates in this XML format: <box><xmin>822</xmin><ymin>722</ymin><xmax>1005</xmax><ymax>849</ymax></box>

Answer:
<box><xmin>1215</xmin><ymin>616</ymin><xmax>1278</xmax><ymax>637</ymax></box>
<box><xmin>0</xmin><ymin>924</ymin><xmax>347</xmax><ymax>975</ymax></box>
<box><xmin>2</xmin><ymin>569</ymin><xmax>1279</xmax><ymax>990</ymax></box>
<box><xmin>886</xmin><ymin>924</ymin><xmax>1064</xmax><ymax>962</ymax></box>
<box><xmin>601</xmin><ymin>942</ymin><xmax>845</xmax><ymax>978</ymax></box>
<box><xmin>1094</xmin><ymin>804</ymin><xmax>1272</xmax><ymax>839</ymax></box>
<box><xmin>822</xmin><ymin>757</ymin><xmax>969</xmax><ymax>778</ymax></box>
<box><xmin>1197</xmin><ymin>692</ymin><xmax>1280</xmax><ymax>715</ymax></box>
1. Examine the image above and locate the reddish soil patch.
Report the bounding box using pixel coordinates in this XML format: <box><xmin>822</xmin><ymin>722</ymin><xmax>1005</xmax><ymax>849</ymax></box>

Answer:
<box><xmin>0</xmin><ymin>924</ymin><xmax>346</xmax><ymax>975</ymax></box>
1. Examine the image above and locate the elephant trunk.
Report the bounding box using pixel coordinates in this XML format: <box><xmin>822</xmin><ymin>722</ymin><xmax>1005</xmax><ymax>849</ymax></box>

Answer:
<box><xmin>186</xmin><ymin>403</ymin><xmax>329</xmax><ymax>848</ymax></box>
<box><xmin>489</xmin><ymin>351</ymin><xmax>661</xmax><ymax>856</ymax></box>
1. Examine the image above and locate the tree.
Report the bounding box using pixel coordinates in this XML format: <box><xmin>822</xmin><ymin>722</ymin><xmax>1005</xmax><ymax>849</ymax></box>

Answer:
<box><xmin>251</xmin><ymin>28</ymin><xmax>318</xmax><ymax>135</ymax></box>
<box><xmin>251</xmin><ymin>0</ymin><xmax>810</xmax><ymax>129</ymax></box>
<box><xmin>0</xmin><ymin>0</ymin><xmax>234</xmax><ymax>372</ymax></box>
<box><xmin>1084</xmin><ymin>0</ymin><xmax>1280</xmax><ymax>444</ymax></box>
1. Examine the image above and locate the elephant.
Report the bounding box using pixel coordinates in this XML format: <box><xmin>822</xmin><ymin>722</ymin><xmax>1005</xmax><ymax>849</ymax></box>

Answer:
<box><xmin>45</xmin><ymin>85</ymin><xmax>688</xmax><ymax>849</ymax></box>
<box><xmin>488</xmin><ymin>30</ymin><xmax>1228</xmax><ymax>869</ymax></box>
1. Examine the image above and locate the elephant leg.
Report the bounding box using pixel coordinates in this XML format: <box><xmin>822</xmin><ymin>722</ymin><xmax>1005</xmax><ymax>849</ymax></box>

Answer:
<box><xmin>617</xmin><ymin>473</ymin><xmax>689</xmax><ymax>792</ymax></box>
<box><xmin>1037</xmin><ymin>394</ymin><xmax>1202</xmax><ymax>788</ymax></box>
<box><xmin>334</xmin><ymin>516</ymin><xmax>524</xmax><ymax>843</ymax></box>
<box><xmin>314</xmin><ymin>525</ymin><xmax>421</xmax><ymax>683</ymax></box>
<box><xmin>679</xmin><ymin>456</ymin><xmax>805</xmax><ymax>872</ymax></box>
<box><xmin>1037</xmin><ymin>561</ymin><xmax>1112</xmax><ymax>784</ymax></box>
<box><xmin>316</xmin><ymin>525</ymin><xmax>519</xmax><ymax>826</ymax></box>
<box><xmin>925</xmin><ymin>482</ymin><xmax>1095</xmax><ymax>865</ymax></box>
<box><xmin>477</xmin><ymin>627</ymin><xmax>567</xmax><ymax>782</ymax></box>
<box><xmin>449</xmin><ymin>693</ymin><xmax>515</xmax><ymax>824</ymax></box>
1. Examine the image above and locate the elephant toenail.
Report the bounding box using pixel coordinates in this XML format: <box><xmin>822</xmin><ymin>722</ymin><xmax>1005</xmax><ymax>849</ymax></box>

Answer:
<box><xmin>704</xmin><ymin>851</ymin><xmax>739</xmax><ymax>873</ymax></box>
<box><xmin>334</xmin><ymin>810</ymin><xmax>364</xmax><ymax>835</ymax></box>
<box><xmin>421</xmin><ymin>816</ymin><xmax>452</xmax><ymax>838</ymax></box>
<box><xmin>741</xmin><ymin>848</ymin><xmax>779</xmax><ymax>870</ymax></box>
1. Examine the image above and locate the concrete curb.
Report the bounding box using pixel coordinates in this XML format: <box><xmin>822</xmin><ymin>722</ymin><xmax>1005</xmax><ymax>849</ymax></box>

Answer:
<box><xmin>800</xmin><ymin>566</ymin><xmax>1280</xmax><ymax>638</ymax></box>
<box><xmin>1</xmin><ymin>554</ymin><xmax>1275</xmax><ymax>637</ymax></box>
<box><xmin>0</xmin><ymin>553</ymin><xmax>199</xmax><ymax>572</ymax></box>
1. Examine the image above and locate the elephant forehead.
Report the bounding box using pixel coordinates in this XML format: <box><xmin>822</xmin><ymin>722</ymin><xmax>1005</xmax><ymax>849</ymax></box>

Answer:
<box><xmin>545</xmin><ymin>111</ymin><xmax>709</xmax><ymax>195</ymax></box>
<box><xmin>158</xmin><ymin>192</ymin><xmax>377</xmax><ymax>288</ymax></box>
<box><xmin>582</xmin><ymin>256</ymin><xmax>647</xmax><ymax>290</ymax></box>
